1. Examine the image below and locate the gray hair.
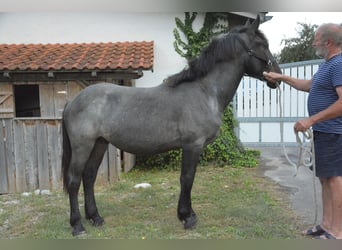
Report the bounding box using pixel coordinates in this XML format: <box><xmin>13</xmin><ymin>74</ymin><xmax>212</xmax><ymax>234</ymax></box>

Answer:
<box><xmin>317</xmin><ymin>23</ymin><xmax>342</xmax><ymax>47</ymax></box>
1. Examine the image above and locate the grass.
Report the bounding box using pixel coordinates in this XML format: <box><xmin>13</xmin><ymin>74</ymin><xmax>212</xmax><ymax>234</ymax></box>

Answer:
<box><xmin>0</xmin><ymin>165</ymin><xmax>305</xmax><ymax>239</ymax></box>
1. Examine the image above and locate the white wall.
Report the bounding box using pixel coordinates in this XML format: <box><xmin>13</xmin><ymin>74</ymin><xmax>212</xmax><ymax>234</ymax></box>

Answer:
<box><xmin>0</xmin><ymin>12</ymin><xmax>200</xmax><ymax>87</ymax></box>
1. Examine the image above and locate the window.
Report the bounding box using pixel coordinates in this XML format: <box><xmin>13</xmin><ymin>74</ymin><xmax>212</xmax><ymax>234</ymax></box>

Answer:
<box><xmin>14</xmin><ymin>85</ymin><xmax>41</xmax><ymax>117</ymax></box>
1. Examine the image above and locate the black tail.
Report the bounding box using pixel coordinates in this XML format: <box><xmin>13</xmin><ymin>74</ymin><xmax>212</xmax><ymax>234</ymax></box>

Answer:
<box><xmin>62</xmin><ymin>111</ymin><xmax>72</xmax><ymax>194</ymax></box>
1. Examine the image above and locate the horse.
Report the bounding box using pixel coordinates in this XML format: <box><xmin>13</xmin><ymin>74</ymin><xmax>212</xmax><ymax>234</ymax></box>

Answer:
<box><xmin>62</xmin><ymin>15</ymin><xmax>281</xmax><ymax>236</ymax></box>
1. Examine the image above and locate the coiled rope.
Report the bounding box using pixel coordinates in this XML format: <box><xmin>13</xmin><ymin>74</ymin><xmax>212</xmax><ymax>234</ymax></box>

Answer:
<box><xmin>276</xmin><ymin>83</ymin><xmax>318</xmax><ymax>224</ymax></box>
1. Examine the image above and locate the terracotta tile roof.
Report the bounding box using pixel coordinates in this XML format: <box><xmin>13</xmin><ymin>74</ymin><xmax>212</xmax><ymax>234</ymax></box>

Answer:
<box><xmin>0</xmin><ymin>41</ymin><xmax>154</xmax><ymax>72</ymax></box>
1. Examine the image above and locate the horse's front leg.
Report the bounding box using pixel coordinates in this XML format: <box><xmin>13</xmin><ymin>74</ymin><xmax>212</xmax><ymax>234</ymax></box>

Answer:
<box><xmin>177</xmin><ymin>146</ymin><xmax>202</xmax><ymax>229</ymax></box>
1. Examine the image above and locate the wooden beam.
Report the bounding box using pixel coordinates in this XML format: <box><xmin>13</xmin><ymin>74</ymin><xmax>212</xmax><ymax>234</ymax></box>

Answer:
<box><xmin>0</xmin><ymin>92</ymin><xmax>12</xmax><ymax>105</ymax></box>
<box><xmin>0</xmin><ymin>71</ymin><xmax>144</xmax><ymax>82</ymax></box>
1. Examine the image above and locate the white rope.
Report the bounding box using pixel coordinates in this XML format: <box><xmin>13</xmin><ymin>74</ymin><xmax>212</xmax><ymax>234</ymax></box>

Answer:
<box><xmin>276</xmin><ymin>83</ymin><xmax>318</xmax><ymax>224</ymax></box>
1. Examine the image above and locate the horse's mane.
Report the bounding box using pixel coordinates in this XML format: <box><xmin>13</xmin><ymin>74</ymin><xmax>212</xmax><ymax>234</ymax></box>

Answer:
<box><xmin>164</xmin><ymin>25</ymin><xmax>267</xmax><ymax>87</ymax></box>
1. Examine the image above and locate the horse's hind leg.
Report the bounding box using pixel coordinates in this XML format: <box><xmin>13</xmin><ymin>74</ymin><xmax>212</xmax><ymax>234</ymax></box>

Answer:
<box><xmin>67</xmin><ymin>144</ymin><xmax>95</xmax><ymax>236</ymax></box>
<box><xmin>83</xmin><ymin>137</ymin><xmax>108</xmax><ymax>227</ymax></box>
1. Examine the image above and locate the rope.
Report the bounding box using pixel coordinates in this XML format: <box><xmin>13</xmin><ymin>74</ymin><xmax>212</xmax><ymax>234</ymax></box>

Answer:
<box><xmin>276</xmin><ymin>83</ymin><xmax>318</xmax><ymax>224</ymax></box>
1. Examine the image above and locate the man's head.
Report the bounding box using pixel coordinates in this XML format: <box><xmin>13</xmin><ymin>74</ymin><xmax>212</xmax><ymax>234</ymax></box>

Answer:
<box><xmin>312</xmin><ymin>23</ymin><xmax>342</xmax><ymax>59</ymax></box>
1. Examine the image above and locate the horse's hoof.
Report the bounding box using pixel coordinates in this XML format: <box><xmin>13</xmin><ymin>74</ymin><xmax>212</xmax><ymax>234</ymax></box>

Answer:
<box><xmin>183</xmin><ymin>213</ymin><xmax>197</xmax><ymax>230</ymax></box>
<box><xmin>72</xmin><ymin>224</ymin><xmax>87</xmax><ymax>236</ymax></box>
<box><xmin>92</xmin><ymin>216</ymin><xmax>104</xmax><ymax>227</ymax></box>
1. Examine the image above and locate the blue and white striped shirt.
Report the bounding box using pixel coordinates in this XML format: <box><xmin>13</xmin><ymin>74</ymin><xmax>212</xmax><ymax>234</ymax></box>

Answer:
<box><xmin>308</xmin><ymin>54</ymin><xmax>342</xmax><ymax>134</ymax></box>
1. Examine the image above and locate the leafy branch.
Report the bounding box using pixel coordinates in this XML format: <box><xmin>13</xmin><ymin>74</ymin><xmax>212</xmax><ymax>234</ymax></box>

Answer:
<box><xmin>173</xmin><ymin>12</ymin><xmax>229</xmax><ymax>60</ymax></box>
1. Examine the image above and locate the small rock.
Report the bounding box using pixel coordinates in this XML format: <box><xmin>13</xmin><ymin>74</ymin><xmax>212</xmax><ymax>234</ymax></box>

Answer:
<box><xmin>134</xmin><ymin>183</ymin><xmax>152</xmax><ymax>189</ymax></box>
<box><xmin>4</xmin><ymin>200</ymin><xmax>19</xmax><ymax>205</ymax></box>
<box><xmin>41</xmin><ymin>190</ymin><xmax>51</xmax><ymax>195</ymax></box>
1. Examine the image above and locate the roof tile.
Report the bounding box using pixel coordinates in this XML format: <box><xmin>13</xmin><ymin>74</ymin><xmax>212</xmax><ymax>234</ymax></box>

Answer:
<box><xmin>0</xmin><ymin>41</ymin><xmax>154</xmax><ymax>72</ymax></box>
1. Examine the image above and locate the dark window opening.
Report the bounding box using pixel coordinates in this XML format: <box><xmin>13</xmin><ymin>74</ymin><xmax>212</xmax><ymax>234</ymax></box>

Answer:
<box><xmin>14</xmin><ymin>85</ymin><xmax>41</xmax><ymax>117</ymax></box>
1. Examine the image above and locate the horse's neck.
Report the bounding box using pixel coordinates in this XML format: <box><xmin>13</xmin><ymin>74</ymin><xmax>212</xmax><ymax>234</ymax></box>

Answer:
<box><xmin>202</xmin><ymin>61</ymin><xmax>245</xmax><ymax>112</ymax></box>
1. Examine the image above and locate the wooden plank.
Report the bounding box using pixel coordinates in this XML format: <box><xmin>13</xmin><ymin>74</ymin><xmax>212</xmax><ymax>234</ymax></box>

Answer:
<box><xmin>53</xmin><ymin>83</ymin><xmax>67</xmax><ymax>118</ymax></box>
<box><xmin>0</xmin><ymin>84</ymin><xmax>14</xmax><ymax>118</ymax></box>
<box><xmin>0</xmin><ymin>119</ymin><xmax>9</xmax><ymax>193</ymax></box>
<box><xmin>0</xmin><ymin>71</ymin><xmax>140</xmax><ymax>82</ymax></box>
<box><xmin>108</xmin><ymin>144</ymin><xmax>121</xmax><ymax>182</ymax></box>
<box><xmin>67</xmin><ymin>81</ymin><xmax>84</xmax><ymax>102</ymax></box>
<box><xmin>0</xmin><ymin>108</ymin><xmax>14</xmax><ymax>113</ymax></box>
<box><xmin>39</xmin><ymin>85</ymin><xmax>55</xmax><ymax>117</ymax></box>
<box><xmin>47</xmin><ymin>120</ymin><xmax>62</xmax><ymax>190</ymax></box>
<box><xmin>37</xmin><ymin>120</ymin><xmax>50</xmax><ymax>190</ymax></box>
<box><xmin>13</xmin><ymin>120</ymin><xmax>27</xmax><ymax>192</ymax></box>
<box><xmin>4</xmin><ymin>120</ymin><xmax>15</xmax><ymax>193</ymax></box>
<box><xmin>97</xmin><ymin>148</ymin><xmax>109</xmax><ymax>185</ymax></box>
<box><xmin>23</xmin><ymin>121</ymin><xmax>38</xmax><ymax>191</ymax></box>
<box><xmin>123</xmin><ymin>152</ymin><xmax>135</xmax><ymax>173</ymax></box>
<box><xmin>0</xmin><ymin>93</ymin><xmax>12</xmax><ymax>105</ymax></box>
<box><xmin>55</xmin><ymin>121</ymin><xmax>62</xmax><ymax>189</ymax></box>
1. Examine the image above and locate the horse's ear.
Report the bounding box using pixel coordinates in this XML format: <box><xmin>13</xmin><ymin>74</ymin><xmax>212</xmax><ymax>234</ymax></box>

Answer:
<box><xmin>250</xmin><ymin>14</ymin><xmax>260</xmax><ymax>31</ymax></box>
<box><xmin>244</xmin><ymin>18</ymin><xmax>251</xmax><ymax>26</ymax></box>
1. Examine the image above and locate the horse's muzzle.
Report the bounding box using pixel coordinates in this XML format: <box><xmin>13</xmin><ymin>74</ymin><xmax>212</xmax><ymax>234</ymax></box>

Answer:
<box><xmin>266</xmin><ymin>80</ymin><xmax>279</xmax><ymax>89</ymax></box>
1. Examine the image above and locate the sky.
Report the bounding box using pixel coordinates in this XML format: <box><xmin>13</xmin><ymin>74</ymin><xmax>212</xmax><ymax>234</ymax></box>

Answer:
<box><xmin>259</xmin><ymin>12</ymin><xmax>342</xmax><ymax>54</ymax></box>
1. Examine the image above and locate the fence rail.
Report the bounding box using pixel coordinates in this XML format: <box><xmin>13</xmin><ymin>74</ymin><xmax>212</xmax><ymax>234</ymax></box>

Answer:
<box><xmin>234</xmin><ymin>59</ymin><xmax>323</xmax><ymax>147</ymax></box>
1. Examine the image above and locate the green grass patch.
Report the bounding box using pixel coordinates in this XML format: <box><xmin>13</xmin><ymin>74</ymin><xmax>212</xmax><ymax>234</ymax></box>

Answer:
<box><xmin>0</xmin><ymin>165</ymin><xmax>304</xmax><ymax>239</ymax></box>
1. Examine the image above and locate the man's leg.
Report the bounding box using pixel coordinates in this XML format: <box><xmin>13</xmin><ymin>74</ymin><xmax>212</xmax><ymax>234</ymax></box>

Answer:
<box><xmin>320</xmin><ymin>178</ymin><xmax>332</xmax><ymax>232</ymax></box>
<box><xmin>328</xmin><ymin>176</ymin><xmax>342</xmax><ymax>238</ymax></box>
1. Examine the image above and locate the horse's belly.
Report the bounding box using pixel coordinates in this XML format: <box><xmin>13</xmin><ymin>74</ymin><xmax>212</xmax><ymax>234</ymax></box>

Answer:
<box><xmin>110</xmin><ymin>140</ymin><xmax>179</xmax><ymax>155</ymax></box>
<box><xmin>106</xmin><ymin>129</ymin><xmax>180</xmax><ymax>155</ymax></box>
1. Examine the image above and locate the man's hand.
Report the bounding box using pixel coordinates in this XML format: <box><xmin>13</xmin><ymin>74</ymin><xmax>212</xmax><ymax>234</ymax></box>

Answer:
<box><xmin>294</xmin><ymin>118</ymin><xmax>313</xmax><ymax>133</ymax></box>
<box><xmin>263</xmin><ymin>71</ymin><xmax>282</xmax><ymax>84</ymax></box>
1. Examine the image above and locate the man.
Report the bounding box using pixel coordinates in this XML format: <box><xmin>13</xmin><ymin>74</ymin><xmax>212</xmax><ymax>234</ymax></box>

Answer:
<box><xmin>263</xmin><ymin>23</ymin><xmax>342</xmax><ymax>240</ymax></box>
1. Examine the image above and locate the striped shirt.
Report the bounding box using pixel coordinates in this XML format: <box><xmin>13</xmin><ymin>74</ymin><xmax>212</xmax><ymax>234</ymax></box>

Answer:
<box><xmin>308</xmin><ymin>54</ymin><xmax>342</xmax><ymax>134</ymax></box>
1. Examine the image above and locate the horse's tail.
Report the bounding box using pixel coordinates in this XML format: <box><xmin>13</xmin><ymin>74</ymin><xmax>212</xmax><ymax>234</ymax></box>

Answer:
<box><xmin>61</xmin><ymin>106</ymin><xmax>72</xmax><ymax>194</ymax></box>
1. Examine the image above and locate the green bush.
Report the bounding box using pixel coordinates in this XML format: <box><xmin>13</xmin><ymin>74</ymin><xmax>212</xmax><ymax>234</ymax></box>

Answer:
<box><xmin>201</xmin><ymin>105</ymin><xmax>260</xmax><ymax>167</ymax></box>
<box><xmin>135</xmin><ymin>105</ymin><xmax>260</xmax><ymax>170</ymax></box>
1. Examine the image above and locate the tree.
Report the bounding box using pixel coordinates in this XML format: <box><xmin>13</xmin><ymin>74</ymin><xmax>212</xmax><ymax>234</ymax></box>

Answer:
<box><xmin>278</xmin><ymin>22</ymin><xmax>318</xmax><ymax>63</ymax></box>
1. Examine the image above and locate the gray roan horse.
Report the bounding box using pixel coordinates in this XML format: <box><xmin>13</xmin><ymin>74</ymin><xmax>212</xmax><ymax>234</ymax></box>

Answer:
<box><xmin>62</xmin><ymin>15</ymin><xmax>281</xmax><ymax>236</ymax></box>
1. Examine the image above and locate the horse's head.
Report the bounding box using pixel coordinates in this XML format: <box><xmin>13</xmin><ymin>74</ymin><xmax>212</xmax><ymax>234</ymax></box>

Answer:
<box><xmin>233</xmin><ymin>15</ymin><xmax>281</xmax><ymax>89</ymax></box>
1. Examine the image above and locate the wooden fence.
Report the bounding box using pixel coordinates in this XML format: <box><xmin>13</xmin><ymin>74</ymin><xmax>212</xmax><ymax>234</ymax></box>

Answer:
<box><xmin>0</xmin><ymin>118</ymin><xmax>125</xmax><ymax>194</ymax></box>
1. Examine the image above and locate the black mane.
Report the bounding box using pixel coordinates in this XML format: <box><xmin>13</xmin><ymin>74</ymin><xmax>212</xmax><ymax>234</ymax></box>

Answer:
<box><xmin>165</xmin><ymin>25</ymin><xmax>268</xmax><ymax>87</ymax></box>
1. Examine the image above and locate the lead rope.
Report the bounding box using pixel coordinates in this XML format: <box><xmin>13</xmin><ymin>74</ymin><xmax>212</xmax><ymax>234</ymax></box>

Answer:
<box><xmin>276</xmin><ymin>83</ymin><xmax>318</xmax><ymax>224</ymax></box>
